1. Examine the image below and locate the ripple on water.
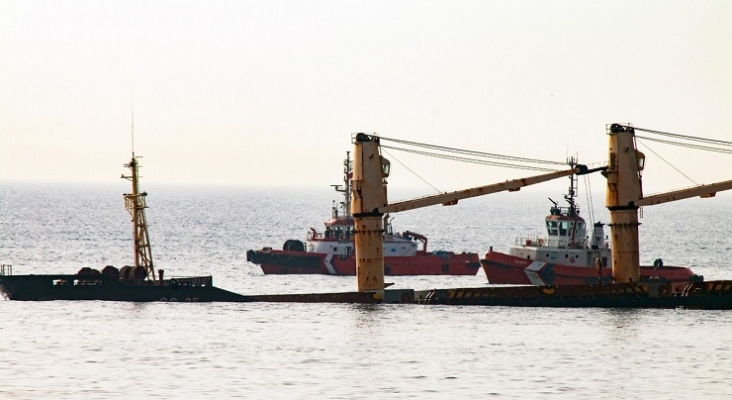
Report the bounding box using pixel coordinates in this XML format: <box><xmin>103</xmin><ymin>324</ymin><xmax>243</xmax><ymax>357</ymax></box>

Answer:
<box><xmin>2</xmin><ymin>184</ymin><xmax>732</xmax><ymax>398</ymax></box>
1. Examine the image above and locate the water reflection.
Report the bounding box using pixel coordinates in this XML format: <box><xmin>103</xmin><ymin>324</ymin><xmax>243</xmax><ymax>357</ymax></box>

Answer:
<box><xmin>600</xmin><ymin>308</ymin><xmax>644</xmax><ymax>342</ymax></box>
<box><xmin>349</xmin><ymin>304</ymin><xmax>385</xmax><ymax>334</ymax></box>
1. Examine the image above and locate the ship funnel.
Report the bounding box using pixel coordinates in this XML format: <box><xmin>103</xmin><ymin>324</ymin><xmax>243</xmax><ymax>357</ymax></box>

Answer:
<box><xmin>591</xmin><ymin>222</ymin><xmax>605</xmax><ymax>250</ymax></box>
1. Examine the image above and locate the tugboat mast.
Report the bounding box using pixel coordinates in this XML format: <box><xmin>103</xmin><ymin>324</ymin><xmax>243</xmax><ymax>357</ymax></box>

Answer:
<box><xmin>564</xmin><ymin>156</ymin><xmax>580</xmax><ymax>217</ymax></box>
<box><xmin>121</xmin><ymin>118</ymin><xmax>155</xmax><ymax>282</ymax></box>
<box><xmin>331</xmin><ymin>151</ymin><xmax>353</xmax><ymax>219</ymax></box>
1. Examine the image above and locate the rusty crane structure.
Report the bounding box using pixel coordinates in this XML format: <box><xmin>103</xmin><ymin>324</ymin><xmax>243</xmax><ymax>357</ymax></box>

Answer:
<box><xmin>351</xmin><ymin>125</ymin><xmax>732</xmax><ymax>295</ymax></box>
<box><xmin>604</xmin><ymin>124</ymin><xmax>732</xmax><ymax>284</ymax></box>
<box><xmin>349</xmin><ymin>133</ymin><xmax>598</xmax><ymax>292</ymax></box>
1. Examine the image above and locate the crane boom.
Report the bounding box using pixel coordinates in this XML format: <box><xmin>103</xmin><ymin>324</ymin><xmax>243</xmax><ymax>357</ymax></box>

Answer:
<box><xmin>378</xmin><ymin>167</ymin><xmax>589</xmax><ymax>214</ymax></box>
<box><xmin>634</xmin><ymin>180</ymin><xmax>732</xmax><ymax>207</ymax></box>
<box><xmin>350</xmin><ymin>132</ymin><xmax>604</xmax><ymax>292</ymax></box>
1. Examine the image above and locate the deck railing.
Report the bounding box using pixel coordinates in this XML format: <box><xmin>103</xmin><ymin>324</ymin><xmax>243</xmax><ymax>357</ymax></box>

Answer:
<box><xmin>0</xmin><ymin>264</ymin><xmax>12</xmax><ymax>276</ymax></box>
<box><xmin>118</xmin><ymin>275</ymin><xmax>213</xmax><ymax>287</ymax></box>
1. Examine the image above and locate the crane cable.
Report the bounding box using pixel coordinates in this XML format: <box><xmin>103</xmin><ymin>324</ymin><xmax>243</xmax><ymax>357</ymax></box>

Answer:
<box><xmin>583</xmin><ymin>174</ymin><xmax>596</xmax><ymax>227</ymax></box>
<box><xmin>380</xmin><ymin>144</ymin><xmax>559</xmax><ymax>172</ymax></box>
<box><xmin>631</xmin><ymin>126</ymin><xmax>732</xmax><ymax>148</ymax></box>
<box><xmin>376</xmin><ymin>134</ymin><xmax>573</xmax><ymax>194</ymax></box>
<box><xmin>382</xmin><ymin>149</ymin><xmax>442</xmax><ymax>193</ymax></box>
<box><xmin>377</xmin><ymin>135</ymin><xmax>567</xmax><ymax>166</ymax></box>
<box><xmin>635</xmin><ymin>139</ymin><xmax>699</xmax><ymax>186</ymax></box>
<box><xmin>617</xmin><ymin>125</ymin><xmax>729</xmax><ymax>186</ymax></box>
<box><xmin>635</xmin><ymin>135</ymin><xmax>732</xmax><ymax>155</ymax></box>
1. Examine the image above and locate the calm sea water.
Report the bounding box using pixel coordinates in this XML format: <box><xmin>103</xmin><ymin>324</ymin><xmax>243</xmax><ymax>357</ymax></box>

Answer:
<box><xmin>1</xmin><ymin>182</ymin><xmax>731</xmax><ymax>399</ymax></box>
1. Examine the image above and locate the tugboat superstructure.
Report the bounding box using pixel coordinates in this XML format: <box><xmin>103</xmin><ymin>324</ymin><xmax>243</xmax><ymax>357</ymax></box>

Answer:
<box><xmin>505</xmin><ymin>157</ymin><xmax>610</xmax><ymax>270</ymax></box>
<box><xmin>481</xmin><ymin>158</ymin><xmax>700</xmax><ymax>287</ymax></box>
<box><xmin>247</xmin><ymin>152</ymin><xmax>481</xmax><ymax>275</ymax></box>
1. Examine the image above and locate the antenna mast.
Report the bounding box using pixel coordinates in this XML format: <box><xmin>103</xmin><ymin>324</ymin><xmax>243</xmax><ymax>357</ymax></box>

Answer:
<box><xmin>330</xmin><ymin>151</ymin><xmax>353</xmax><ymax>219</ymax></box>
<box><xmin>565</xmin><ymin>156</ymin><xmax>580</xmax><ymax>217</ymax></box>
<box><xmin>121</xmin><ymin>119</ymin><xmax>155</xmax><ymax>281</ymax></box>
<box><xmin>131</xmin><ymin>107</ymin><xmax>135</xmax><ymax>157</ymax></box>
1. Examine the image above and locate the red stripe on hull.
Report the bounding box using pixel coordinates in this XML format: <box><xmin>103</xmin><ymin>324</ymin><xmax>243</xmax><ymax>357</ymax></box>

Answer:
<box><xmin>250</xmin><ymin>250</ymin><xmax>480</xmax><ymax>275</ymax></box>
<box><xmin>481</xmin><ymin>252</ymin><xmax>535</xmax><ymax>285</ymax></box>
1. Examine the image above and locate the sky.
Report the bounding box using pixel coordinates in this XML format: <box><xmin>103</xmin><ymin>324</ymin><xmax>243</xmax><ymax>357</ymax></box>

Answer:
<box><xmin>2</xmin><ymin>0</ymin><xmax>732</xmax><ymax>198</ymax></box>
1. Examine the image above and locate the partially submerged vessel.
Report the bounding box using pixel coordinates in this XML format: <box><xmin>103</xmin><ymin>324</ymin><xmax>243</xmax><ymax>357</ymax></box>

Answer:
<box><xmin>481</xmin><ymin>161</ymin><xmax>702</xmax><ymax>287</ymax></box>
<box><xmin>0</xmin><ymin>154</ymin><xmax>249</xmax><ymax>302</ymax></box>
<box><xmin>246</xmin><ymin>152</ymin><xmax>481</xmax><ymax>275</ymax></box>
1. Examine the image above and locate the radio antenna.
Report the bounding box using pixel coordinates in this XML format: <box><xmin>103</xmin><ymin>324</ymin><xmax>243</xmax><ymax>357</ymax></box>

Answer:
<box><xmin>131</xmin><ymin>101</ymin><xmax>135</xmax><ymax>157</ymax></box>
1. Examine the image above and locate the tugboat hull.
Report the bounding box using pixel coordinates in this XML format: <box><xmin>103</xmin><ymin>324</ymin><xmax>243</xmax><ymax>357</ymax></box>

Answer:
<box><xmin>247</xmin><ymin>249</ymin><xmax>481</xmax><ymax>275</ymax></box>
<box><xmin>481</xmin><ymin>250</ymin><xmax>701</xmax><ymax>287</ymax></box>
<box><xmin>246</xmin><ymin>152</ymin><xmax>481</xmax><ymax>276</ymax></box>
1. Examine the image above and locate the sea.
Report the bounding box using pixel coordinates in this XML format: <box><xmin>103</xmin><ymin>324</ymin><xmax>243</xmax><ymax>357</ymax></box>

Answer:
<box><xmin>1</xmin><ymin>182</ymin><xmax>731</xmax><ymax>399</ymax></box>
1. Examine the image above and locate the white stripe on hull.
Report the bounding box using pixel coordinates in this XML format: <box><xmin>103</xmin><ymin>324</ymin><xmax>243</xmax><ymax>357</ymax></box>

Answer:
<box><xmin>524</xmin><ymin>261</ymin><xmax>547</xmax><ymax>285</ymax></box>
<box><xmin>324</xmin><ymin>254</ymin><xmax>337</xmax><ymax>275</ymax></box>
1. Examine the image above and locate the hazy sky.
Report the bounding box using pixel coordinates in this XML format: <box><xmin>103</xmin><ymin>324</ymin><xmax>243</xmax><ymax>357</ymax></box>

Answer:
<box><xmin>2</xmin><ymin>0</ymin><xmax>731</xmax><ymax>197</ymax></box>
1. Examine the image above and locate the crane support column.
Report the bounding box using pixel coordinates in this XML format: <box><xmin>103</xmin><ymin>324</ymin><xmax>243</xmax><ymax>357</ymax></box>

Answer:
<box><xmin>351</xmin><ymin>133</ymin><xmax>389</xmax><ymax>292</ymax></box>
<box><xmin>607</xmin><ymin>209</ymin><xmax>640</xmax><ymax>283</ymax></box>
<box><xmin>605</xmin><ymin>124</ymin><xmax>643</xmax><ymax>283</ymax></box>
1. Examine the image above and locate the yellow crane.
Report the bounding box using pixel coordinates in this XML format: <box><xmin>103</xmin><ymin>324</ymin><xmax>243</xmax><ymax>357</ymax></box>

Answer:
<box><xmin>351</xmin><ymin>126</ymin><xmax>732</xmax><ymax>294</ymax></box>
<box><xmin>604</xmin><ymin>124</ymin><xmax>732</xmax><ymax>284</ymax></box>
<box><xmin>350</xmin><ymin>133</ymin><xmax>595</xmax><ymax>292</ymax></box>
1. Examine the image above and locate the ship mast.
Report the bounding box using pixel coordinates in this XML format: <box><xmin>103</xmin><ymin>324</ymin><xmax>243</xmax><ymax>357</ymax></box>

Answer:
<box><xmin>564</xmin><ymin>156</ymin><xmax>580</xmax><ymax>217</ymax></box>
<box><xmin>121</xmin><ymin>119</ymin><xmax>155</xmax><ymax>281</ymax></box>
<box><xmin>331</xmin><ymin>151</ymin><xmax>353</xmax><ymax>219</ymax></box>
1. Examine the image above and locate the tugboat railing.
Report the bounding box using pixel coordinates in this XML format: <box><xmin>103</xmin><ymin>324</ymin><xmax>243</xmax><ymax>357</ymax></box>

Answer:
<box><xmin>0</xmin><ymin>264</ymin><xmax>11</xmax><ymax>276</ymax></box>
<box><xmin>515</xmin><ymin>235</ymin><xmax>546</xmax><ymax>247</ymax></box>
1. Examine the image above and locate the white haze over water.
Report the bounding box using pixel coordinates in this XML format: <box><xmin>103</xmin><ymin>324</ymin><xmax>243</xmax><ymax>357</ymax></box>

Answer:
<box><xmin>2</xmin><ymin>0</ymin><xmax>732</xmax><ymax>194</ymax></box>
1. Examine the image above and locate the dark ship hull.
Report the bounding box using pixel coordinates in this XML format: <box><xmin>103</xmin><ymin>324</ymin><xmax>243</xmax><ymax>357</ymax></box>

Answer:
<box><xmin>4</xmin><ymin>271</ymin><xmax>732</xmax><ymax>309</ymax></box>
<box><xmin>0</xmin><ymin>274</ymin><xmax>249</xmax><ymax>302</ymax></box>
<box><xmin>0</xmin><ymin>154</ymin><xmax>258</xmax><ymax>303</ymax></box>
<box><xmin>415</xmin><ymin>280</ymin><xmax>732</xmax><ymax>309</ymax></box>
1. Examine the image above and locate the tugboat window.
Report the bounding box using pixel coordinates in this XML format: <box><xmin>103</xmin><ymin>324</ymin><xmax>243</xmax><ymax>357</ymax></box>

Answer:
<box><xmin>559</xmin><ymin>221</ymin><xmax>569</xmax><ymax>236</ymax></box>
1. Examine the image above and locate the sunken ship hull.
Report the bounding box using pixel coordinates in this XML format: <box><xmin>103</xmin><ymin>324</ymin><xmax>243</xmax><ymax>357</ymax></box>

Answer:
<box><xmin>416</xmin><ymin>280</ymin><xmax>732</xmax><ymax>309</ymax></box>
<box><xmin>0</xmin><ymin>274</ymin><xmax>249</xmax><ymax>302</ymax></box>
<box><xmin>247</xmin><ymin>249</ymin><xmax>481</xmax><ymax>275</ymax></box>
<box><xmin>481</xmin><ymin>250</ymin><xmax>701</xmax><ymax>287</ymax></box>
<box><xmin>0</xmin><ymin>153</ymin><xmax>251</xmax><ymax>303</ymax></box>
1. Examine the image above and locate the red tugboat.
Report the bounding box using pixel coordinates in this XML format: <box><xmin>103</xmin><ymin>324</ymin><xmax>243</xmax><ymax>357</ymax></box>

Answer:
<box><xmin>481</xmin><ymin>159</ymin><xmax>703</xmax><ymax>287</ymax></box>
<box><xmin>246</xmin><ymin>152</ymin><xmax>481</xmax><ymax>275</ymax></box>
